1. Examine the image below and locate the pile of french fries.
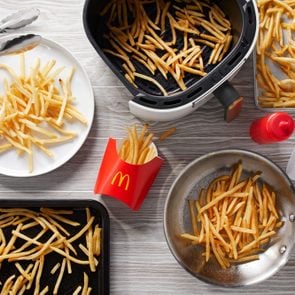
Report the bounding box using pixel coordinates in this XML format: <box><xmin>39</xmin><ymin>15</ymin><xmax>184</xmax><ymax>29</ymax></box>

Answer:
<box><xmin>101</xmin><ymin>0</ymin><xmax>233</xmax><ymax>95</ymax></box>
<box><xmin>181</xmin><ymin>162</ymin><xmax>283</xmax><ymax>269</ymax></box>
<box><xmin>0</xmin><ymin>208</ymin><xmax>101</xmax><ymax>294</ymax></box>
<box><xmin>257</xmin><ymin>0</ymin><xmax>295</xmax><ymax>108</ymax></box>
<box><xmin>0</xmin><ymin>54</ymin><xmax>87</xmax><ymax>172</ymax></box>
<box><xmin>119</xmin><ymin>124</ymin><xmax>157</xmax><ymax>164</ymax></box>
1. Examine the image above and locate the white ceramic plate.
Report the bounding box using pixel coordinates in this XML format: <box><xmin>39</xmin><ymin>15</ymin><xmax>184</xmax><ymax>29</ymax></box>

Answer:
<box><xmin>0</xmin><ymin>38</ymin><xmax>94</xmax><ymax>177</ymax></box>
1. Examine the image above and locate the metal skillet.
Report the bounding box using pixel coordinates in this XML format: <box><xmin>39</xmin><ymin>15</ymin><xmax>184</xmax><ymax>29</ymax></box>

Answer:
<box><xmin>164</xmin><ymin>149</ymin><xmax>295</xmax><ymax>287</ymax></box>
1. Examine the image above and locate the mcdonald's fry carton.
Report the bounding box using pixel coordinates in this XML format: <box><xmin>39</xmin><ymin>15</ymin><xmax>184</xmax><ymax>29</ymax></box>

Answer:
<box><xmin>94</xmin><ymin>138</ymin><xmax>164</xmax><ymax>210</ymax></box>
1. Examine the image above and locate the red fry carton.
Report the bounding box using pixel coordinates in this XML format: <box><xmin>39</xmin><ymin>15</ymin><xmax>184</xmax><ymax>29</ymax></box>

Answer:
<box><xmin>94</xmin><ymin>138</ymin><xmax>164</xmax><ymax>210</ymax></box>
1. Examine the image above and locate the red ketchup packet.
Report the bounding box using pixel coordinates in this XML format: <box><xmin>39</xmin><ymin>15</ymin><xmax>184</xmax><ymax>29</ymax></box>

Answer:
<box><xmin>94</xmin><ymin>138</ymin><xmax>164</xmax><ymax>210</ymax></box>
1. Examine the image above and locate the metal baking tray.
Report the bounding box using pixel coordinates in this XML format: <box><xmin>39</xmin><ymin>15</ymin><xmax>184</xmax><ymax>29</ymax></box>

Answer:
<box><xmin>253</xmin><ymin>53</ymin><xmax>295</xmax><ymax>113</ymax></box>
<box><xmin>0</xmin><ymin>198</ymin><xmax>110</xmax><ymax>295</ymax></box>
<box><xmin>253</xmin><ymin>4</ymin><xmax>295</xmax><ymax>113</ymax></box>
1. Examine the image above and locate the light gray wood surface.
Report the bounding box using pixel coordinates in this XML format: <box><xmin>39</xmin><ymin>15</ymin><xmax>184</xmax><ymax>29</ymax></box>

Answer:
<box><xmin>1</xmin><ymin>1</ymin><xmax>295</xmax><ymax>294</ymax></box>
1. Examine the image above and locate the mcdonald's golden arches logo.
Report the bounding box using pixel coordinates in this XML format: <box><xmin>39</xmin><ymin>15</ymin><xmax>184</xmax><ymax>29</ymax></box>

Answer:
<box><xmin>111</xmin><ymin>171</ymin><xmax>130</xmax><ymax>191</ymax></box>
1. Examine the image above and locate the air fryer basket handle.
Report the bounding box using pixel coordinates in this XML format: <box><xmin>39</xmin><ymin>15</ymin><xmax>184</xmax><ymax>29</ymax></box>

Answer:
<box><xmin>213</xmin><ymin>81</ymin><xmax>243</xmax><ymax>123</ymax></box>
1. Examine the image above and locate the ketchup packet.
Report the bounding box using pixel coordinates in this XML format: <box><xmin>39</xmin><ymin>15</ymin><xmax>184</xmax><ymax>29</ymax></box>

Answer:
<box><xmin>94</xmin><ymin>138</ymin><xmax>164</xmax><ymax>210</ymax></box>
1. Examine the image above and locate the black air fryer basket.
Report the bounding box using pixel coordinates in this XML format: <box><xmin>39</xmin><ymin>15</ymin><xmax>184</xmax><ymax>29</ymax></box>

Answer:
<box><xmin>83</xmin><ymin>0</ymin><xmax>258</xmax><ymax>122</ymax></box>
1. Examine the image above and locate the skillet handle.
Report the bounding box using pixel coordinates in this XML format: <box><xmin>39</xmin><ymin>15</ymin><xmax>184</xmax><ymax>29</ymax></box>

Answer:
<box><xmin>213</xmin><ymin>81</ymin><xmax>244</xmax><ymax>123</ymax></box>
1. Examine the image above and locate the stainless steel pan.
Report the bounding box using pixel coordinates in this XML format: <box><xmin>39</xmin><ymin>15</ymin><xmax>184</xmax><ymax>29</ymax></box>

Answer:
<box><xmin>164</xmin><ymin>149</ymin><xmax>295</xmax><ymax>287</ymax></box>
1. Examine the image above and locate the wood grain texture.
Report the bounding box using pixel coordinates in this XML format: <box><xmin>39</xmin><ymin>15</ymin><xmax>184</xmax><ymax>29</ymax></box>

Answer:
<box><xmin>0</xmin><ymin>1</ymin><xmax>295</xmax><ymax>294</ymax></box>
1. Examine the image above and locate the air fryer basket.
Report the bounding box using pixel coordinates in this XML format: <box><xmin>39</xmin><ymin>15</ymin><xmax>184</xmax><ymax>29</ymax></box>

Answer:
<box><xmin>83</xmin><ymin>0</ymin><xmax>257</xmax><ymax>121</ymax></box>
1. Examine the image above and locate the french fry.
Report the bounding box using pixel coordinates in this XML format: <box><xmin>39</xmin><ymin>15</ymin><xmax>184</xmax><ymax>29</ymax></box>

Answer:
<box><xmin>50</xmin><ymin>262</ymin><xmax>61</xmax><ymax>275</ymax></box>
<box><xmin>180</xmin><ymin>233</ymin><xmax>199</xmax><ymax>243</ymax></box>
<box><xmin>73</xmin><ymin>286</ymin><xmax>82</xmax><ymax>295</ymax></box>
<box><xmin>159</xmin><ymin>127</ymin><xmax>176</xmax><ymax>141</ymax></box>
<box><xmin>134</xmin><ymin>72</ymin><xmax>168</xmax><ymax>96</ymax></box>
<box><xmin>53</xmin><ymin>258</ymin><xmax>66</xmax><ymax>295</ymax></box>
<box><xmin>82</xmin><ymin>272</ymin><xmax>89</xmax><ymax>295</ymax></box>
<box><xmin>39</xmin><ymin>286</ymin><xmax>49</xmax><ymax>295</ymax></box>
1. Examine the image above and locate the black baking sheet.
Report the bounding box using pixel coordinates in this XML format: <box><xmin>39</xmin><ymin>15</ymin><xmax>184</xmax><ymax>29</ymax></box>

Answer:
<box><xmin>0</xmin><ymin>199</ymin><xmax>109</xmax><ymax>295</ymax></box>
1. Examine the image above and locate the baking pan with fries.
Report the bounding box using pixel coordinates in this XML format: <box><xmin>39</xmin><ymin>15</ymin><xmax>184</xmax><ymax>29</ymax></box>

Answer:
<box><xmin>0</xmin><ymin>199</ymin><xmax>109</xmax><ymax>294</ymax></box>
<box><xmin>83</xmin><ymin>0</ymin><xmax>258</xmax><ymax>122</ymax></box>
